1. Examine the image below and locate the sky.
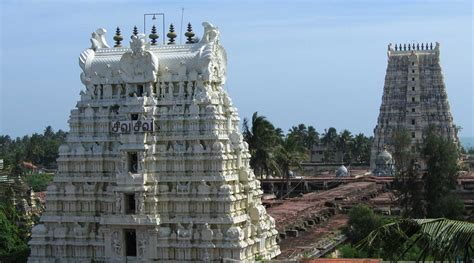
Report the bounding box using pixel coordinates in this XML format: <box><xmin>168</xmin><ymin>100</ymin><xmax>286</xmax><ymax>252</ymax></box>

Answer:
<box><xmin>0</xmin><ymin>0</ymin><xmax>472</xmax><ymax>138</ymax></box>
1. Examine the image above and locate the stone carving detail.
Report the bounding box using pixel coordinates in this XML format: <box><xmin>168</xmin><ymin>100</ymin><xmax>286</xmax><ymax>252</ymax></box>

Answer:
<box><xmin>111</xmin><ymin>231</ymin><xmax>122</xmax><ymax>256</ymax></box>
<box><xmin>120</xmin><ymin>34</ymin><xmax>158</xmax><ymax>83</ymax></box>
<box><xmin>137</xmin><ymin>192</ymin><xmax>146</xmax><ymax>214</ymax></box>
<box><xmin>137</xmin><ymin>231</ymin><xmax>148</xmax><ymax>257</ymax></box>
<box><xmin>90</xmin><ymin>28</ymin><xmax>110</xmax><ymax>50</ymax></box>
<box><xmin>28</xmin><ymin>21</ymin><xmax>280</xmax><ymax>262</ymax></box>
<box><xmin>115</xmin><ymin>192</ymin><xmax>122</xmax><ymax>213</ymax></box>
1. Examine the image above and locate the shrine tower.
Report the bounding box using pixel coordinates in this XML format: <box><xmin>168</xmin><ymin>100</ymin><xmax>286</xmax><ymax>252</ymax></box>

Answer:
<box><xmin>28</xmin><ymin>22</ymin><xmax>280</xmax><ymax>262</ymax></box>
<box><xmin>370</xmin><ymin>42</ymin><xmax>458</xmax><ymax>172</ymax></box>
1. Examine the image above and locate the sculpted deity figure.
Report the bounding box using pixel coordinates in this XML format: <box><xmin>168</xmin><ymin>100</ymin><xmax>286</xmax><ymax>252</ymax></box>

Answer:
<box><xmin>137</xmin><ymin>232</ymin><xmax>148</xmax><ymax>257</ymax></box>
<box><xmin>119</xmin><ymin>34</ymin><xmax>158</xmax><ymax>83</ymax></box>
<box><xmin>112</xmin><ymin>231</ymin><xmax>122</xmax><ymax>256</ymax></box>
<box><xmin>115</xmin><ymin>192</ymin><xmax>122</xmax><ymax>213</ymax></box>
<box><xmin>201</xmin><ymin>22</ymin><xmax>220</xmax><ymax>43</ymax></box>
<box><xmin>137</xmin><ymin>192</ymin><xmax>146</xmax><ymax>214</ymax></box>
<box><xmin>90</xmin><ymin>28</ymin><xmax>110</xmax><ymax>51</ymax></box>
<box><xmin>178</xmin><ymin>81</ymin><xmax>185</xmax><ymax>96</ymax></box>
<box><xmin>186</xmin><ymin>81</ymin><xmax>194</xmax><ymax>98</ymax></box>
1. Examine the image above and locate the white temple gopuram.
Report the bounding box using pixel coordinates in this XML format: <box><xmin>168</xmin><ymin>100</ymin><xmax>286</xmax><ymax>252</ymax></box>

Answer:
<box><xmin>28</xmin><ymin>22</ymin><xmax>280</xmax><ymax>262</ymax></box>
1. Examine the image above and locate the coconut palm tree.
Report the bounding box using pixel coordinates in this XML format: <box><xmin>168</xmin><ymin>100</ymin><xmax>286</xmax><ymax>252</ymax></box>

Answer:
<box><xmin>349</xmin><ymin>133</ymin><xmax>371</xmax><ymax>163</ymax></box>
<box><xmin>338</xmin><ymin>129</ymin><xmax>353</xmax><ymax>163</ymax></box>
<box><xmin>320</xmin><ymin>127</ymin><xmax>339</xmax><ymax>162</ymax></box>
<box><xmin>359</xmin><ymin>218</ymin><xmax>474</xmax><ymax>261</ymax></box>
<box><xmin>242</xmin><ymin>112</ymin><xmax>280</xmax><ymax>178</ymax></box>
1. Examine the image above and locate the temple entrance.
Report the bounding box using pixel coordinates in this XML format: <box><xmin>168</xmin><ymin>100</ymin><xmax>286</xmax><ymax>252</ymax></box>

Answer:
<box><xmin>124</xmin><ymin>229</ymin><xmax>137</xmax><ymax>257</ymax></box>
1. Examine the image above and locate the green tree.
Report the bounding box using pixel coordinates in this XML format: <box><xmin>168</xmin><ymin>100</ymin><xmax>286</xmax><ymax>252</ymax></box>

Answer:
<box><xmin>422</xmin><ymin>128</ymin><xmax>462</xmax><ymax>219</ymax></box>
<box><xmin>338</xmin><ymin>130</ymin><xmax>353</xmax><ymax>163</ymax></box>
<box><xmin>360</xmin><ymin>218</ymin><xmax>474</xmax><ymax>262</ymax></box>
<box><xmin>390</xmin><ymin>128</ymin><xmax>413</xmax><ymax>173</ymax></box>
<box><xmin>0</xmin><ymin>126</ymin><xmax>67</xmax><ymax>170</ymax></box>
<box><xmin>0</xmin><ymin>198</ymin><xmax>29</xmax><ymax>261</ymax></box>
<box><xmin>390</xmin><ymin>128</ymin><xmax>426</xmax><ymax>218</ymax></box>
<box><xmin>344</xmin><ymin>205</ymin><xmax>383</xmax><ymax>243</ymax></box>
<box><xmin>394</xmin><ymin>160</ymin><xmax>425</xmax><ymax>218</ymax></box>
<box><xmin>321</xmin><ymin>127</ymin><xmax>338</xmax><ymax>148</ymax></box>
<box><xmin>349</xmin><ymin>133</ymin><xmax>372</xmax><ymax>163</ymax></box>
<box><xmin>321</xmin><ymin>127</ymin><xmax>339</xmax><ymax>162</ymax></box>
<box><xmin>242</xmin><ymin>112</ymin><xmax>280</xmax><ymax>178</ymax></box>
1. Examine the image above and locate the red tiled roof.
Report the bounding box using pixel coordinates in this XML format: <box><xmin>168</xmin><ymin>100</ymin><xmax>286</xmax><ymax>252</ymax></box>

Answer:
<box><xmin>22</xmin><ymin>162</ymin><xmax>38</xmax><ymax>169</ymax></box>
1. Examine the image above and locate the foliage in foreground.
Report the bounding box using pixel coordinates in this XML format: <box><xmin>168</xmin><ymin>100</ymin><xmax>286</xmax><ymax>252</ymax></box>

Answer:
<box><xmin>340</xmin><ymin>205</ymin><xmax>421</xmax><ymax>260</ymax></box>
<box><xmin>359</xmin><ymin>218</ymin><xmax>474</xmax><ymax>262</ymax></box>
<box><xmin>0</xmin><ymin>202</ymin><xmax>29</xmax><ymax>262</ymax></box>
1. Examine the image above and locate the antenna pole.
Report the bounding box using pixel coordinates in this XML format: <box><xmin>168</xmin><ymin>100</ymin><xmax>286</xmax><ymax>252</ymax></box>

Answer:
<box><xmin>180</xmin><ymin>8</ymin><xmax>184</xmax><ymax>44</ymax></box>
<box><xmin>143</xmin><ymin>13</ymin><xmax>166</xmax><ymax>44</ymax></box>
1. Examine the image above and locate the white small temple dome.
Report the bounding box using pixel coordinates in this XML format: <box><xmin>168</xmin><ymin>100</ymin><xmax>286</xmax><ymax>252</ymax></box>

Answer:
<box><xmin>336</xmin><ymin>165</ymin><xmax>348</xmax><ymax>177</ymax></box>
<box><xmin>376</xmin><ymin>149</ymin><xmax>393</xmax><ymax>164</ymax></box>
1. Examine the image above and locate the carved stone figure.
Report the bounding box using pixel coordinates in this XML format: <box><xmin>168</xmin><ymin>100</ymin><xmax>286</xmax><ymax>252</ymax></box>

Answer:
<box><xmin>112</xmin><ymin>231</ymin><xmax>122</xmax><ymax>256</ymax></box>
<box><xmin>137</xmin><ymin>192</ymin><xmax>146</xmax><ymax>214</ymax></box>
<box><xmin>115</xmin><ymin>192</ymin><xmax>122</xmax><ymax>213</ymax></box>
<box><xmin>90</xmin><ymin>28</ymin><xmax>110</xmax><ymax>50</ymax></box>
<box><xmin>137</xmin><ymin>232</ymin><xmax>148</xmax><ymax>257</ymax></box>
<box><xmin>201</xmin><ymin>22</ymin><xmax>220</xmax><ymax>43</ymax></box>
<box><xmin>120</xmin><ymin>34</ymin><xmax>158</xmax><ymax>83</ymax></box>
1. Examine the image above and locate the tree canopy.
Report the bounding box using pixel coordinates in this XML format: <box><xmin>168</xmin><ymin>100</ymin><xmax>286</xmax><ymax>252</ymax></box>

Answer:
<box><xmin>0</xmin><ymin>126</ymin><xmax>67</xmax><ymax>170</ymax></box>
<box><xmin>242</xmin><ymin>112</ymin><xmax>372</xmax><ymax>178</ymax></box>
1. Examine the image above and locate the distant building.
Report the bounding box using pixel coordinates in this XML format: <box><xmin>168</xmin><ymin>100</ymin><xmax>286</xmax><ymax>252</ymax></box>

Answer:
<box><xmin>310</xmin><ymin>144</ymin><xmax>343</xmax><ymax>163</ymax></box>
<box><xmin>371</xmin><ymin>42</ymin><xmax>458</xmax><ymax>171</ymax></box>
<box><xmin>22</xmin><ymin>161</ymin><xmax>38</xmax><ymax>174</ymax></box>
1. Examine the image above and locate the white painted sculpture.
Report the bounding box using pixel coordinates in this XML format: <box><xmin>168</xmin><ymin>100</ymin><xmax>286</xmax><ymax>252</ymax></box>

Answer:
<box><xmin>28</xmin><ymin>22</ymin><xmax>280</xmax><ymax>262</ymax></box>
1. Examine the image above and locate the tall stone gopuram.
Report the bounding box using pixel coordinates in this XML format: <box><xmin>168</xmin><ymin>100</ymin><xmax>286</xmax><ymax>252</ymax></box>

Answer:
<box><xmin>370</xmin><ymin>42</ymin><xmax>458</xmax><ymax>172</ymax></box>
<box><xmin>28</xmin><ymin>22</ymin><xmax>280</xmax><ymax>262</ymax></box>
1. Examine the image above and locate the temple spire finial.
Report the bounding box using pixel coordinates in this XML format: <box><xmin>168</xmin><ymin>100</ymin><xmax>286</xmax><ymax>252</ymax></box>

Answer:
<box><xmin>131</xmin><ymin>26</ymin><xmax>138</xmax><ymax>39</ymax></box>
<box><xmin>113</xmin><ymin>27</ymin><xmax>123</xmax><ymax>47</ymax></box>
<box><xmin>185</xmin><ymin>23</ymin><xmax>195</xmax><ymax>44</ymax></box>
<box><xmin>167</xmin><ymin>24</ymin><xmax>177</xmax><ymax>44</ymax></box>
<box><xmin>149</xmin><ymin>25</ymin><xmax>159</xmax><ymax>45</ymax></box>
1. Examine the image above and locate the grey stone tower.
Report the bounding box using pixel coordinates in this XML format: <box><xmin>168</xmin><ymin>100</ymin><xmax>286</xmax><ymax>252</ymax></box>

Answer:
<box><xmin>370</xmin><ymin>42</ymin><xmax>458</xmax><ymax>172</ymax></box>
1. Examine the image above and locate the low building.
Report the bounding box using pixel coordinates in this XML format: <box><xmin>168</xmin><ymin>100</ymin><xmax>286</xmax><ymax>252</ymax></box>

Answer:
<box><xmin>310</xmin><ymin>144</ymin><xmax>343</xmax><ymax>163</ymax></box>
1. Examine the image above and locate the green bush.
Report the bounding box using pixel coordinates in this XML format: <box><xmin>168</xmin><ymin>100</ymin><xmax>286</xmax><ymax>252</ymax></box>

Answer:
<box><xmin>25</xmin><ymin>173</ymin><xmax>54</xmax><ymax>192</ymax></box>
<box><xmin>343</xmin><ymin>205</ymin><xmax>383</xmax><ymax>243</ymax></box>
<box><xmin>0</xmin><ymin>204</ymin><xmax>29</xmax><ymax>262</ymax></box>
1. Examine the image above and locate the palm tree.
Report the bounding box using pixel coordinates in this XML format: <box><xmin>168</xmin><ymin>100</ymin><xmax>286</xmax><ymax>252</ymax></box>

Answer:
<box><xmin>321</xmin><ymin>127</ymin><xmax>338</xmax><ymax>147</ymax></box>
<box><xmin>305</xmin><ymin>126</ymin><xmax>319</xmax><ymax>149</ymax></box>
<box><xmin>350</xmin><ymin>133</ymin><xmax>371</xmax><ymax>163</ymax></box>
<box><xmin>338</xmin><ymin>130</ymin><xmax>353</xmax><ymax>163</ymax></box>
<box><xmin>321</xmin><ymin>127</ymin><xmax>339</xmax><ymax>162</ymax></box>
<box><xmin>242</xmin><ymin>112</ymin><xmax>280</xmax><ymax>178</ymax></box>
<box><xmin>359</xmin><ymin>218</ymin><xmax>474</xmax><ymax>261</ymax></box>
